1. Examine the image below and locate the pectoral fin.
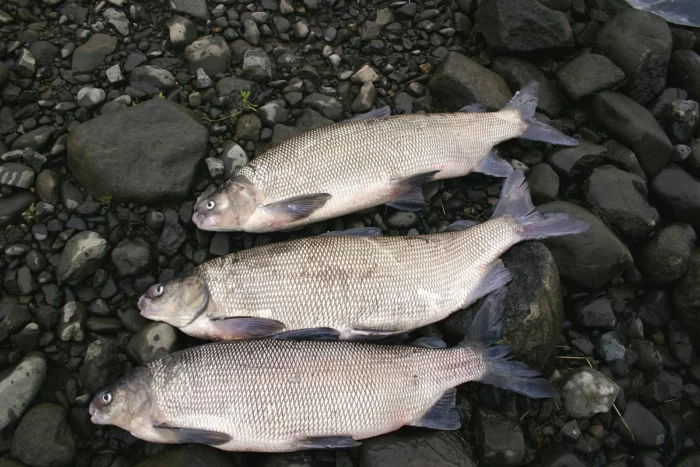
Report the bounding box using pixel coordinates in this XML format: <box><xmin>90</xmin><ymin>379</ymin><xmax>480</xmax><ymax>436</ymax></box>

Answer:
<box><xmin>262</xmin><ymin>193</ymin><xmax>332</xmax><ymax>222</ymax></box>
<box><xmin>153</xmin><ymin>425</ymin><xmax>232</xmax><ymax>445</ymax></box>
<box><xmin>459</xmin><ymin>103</ymin><xmax>487</xmax><ymax>112</ymax></box>
<box><xmin>348</xmin><ymin>328</ymin><xmax>410</xmax><ymax>343</ymax></box>
<box><xmin>408</xmin><ymin>388</ymin><xmax>461</xmax><ymax>430</ymax></box>
<box><xmin>345</xmin><ymin>106</ymin><xmax>391</xmax><ymax>122</ymax></box>
<box><xmin>474</xmin><ymin>150</ymin><xmax>513</xmax><ymax>177</ymax></box>
<box><xmin>271</xmin><ymin>328</ymin><xmax>340</xmax><ymax>341</ymax></box>
<box><xmin>209</xmin><ymin>317</ymin><xmax>286</xmax><ymax>339</ymax></box>
<box><xmin>411</xmin><ymin>337</ymin><xmax>447</xmax><ymax>348</ymax></box>
<box><xmin>295</xmin><ymin>436</ymin><xmax>361</xmax><ymax>449</ymax></box>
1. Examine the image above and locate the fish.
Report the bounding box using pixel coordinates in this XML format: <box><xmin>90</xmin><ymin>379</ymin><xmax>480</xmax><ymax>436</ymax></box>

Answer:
<box><xmin>191</xmin><ymin>81</ymin><xmax>578</xmax><ymax>233</ymax></box>
<box><xmin>91</xmin><ymin>287</ymin><xmax>557</xmax><ymax>453</ymax></box>
<box><xmin>138</xmin><ymin>169</ymin><xmax>590</xmax><ymax>342</ymax></box>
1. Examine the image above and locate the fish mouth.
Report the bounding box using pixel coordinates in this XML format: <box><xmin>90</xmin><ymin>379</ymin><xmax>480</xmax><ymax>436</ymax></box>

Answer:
<box><xmin>137</xmin><ymin>296</ymin><xmax>158</xmax><ymax>319</ymax></box>
<box><xmin>88</xmin><ymin>401</ymin><xmax>104</xmax><ymax>424</ymax></box>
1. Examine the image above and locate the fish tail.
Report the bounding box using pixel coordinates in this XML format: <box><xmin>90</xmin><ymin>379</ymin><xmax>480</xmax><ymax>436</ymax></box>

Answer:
<box><xmin>505</xmin><ymin>81</ymin><xmax>579</xmax><ymax>147</ymax></box>
<box><xmin>458</xmin><ymin>287</ymin><xmax>556</xmax><ymax>399</ymax></box>
<box><xmin>491</xmin><ymin>169</ymin><xmax>590</xmax><ymax>241</ymax></box>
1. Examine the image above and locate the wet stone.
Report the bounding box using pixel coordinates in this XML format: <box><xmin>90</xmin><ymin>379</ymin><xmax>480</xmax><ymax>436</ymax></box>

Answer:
<box><xmin>619</xmin><ymin>400</ymin><xmax>666</xmax><ymax>448</ymax></box>
<box><xmin>0</xmin><ymin>352</ymin><xmax>46</xmax><ymax>431</ymax></box>
<box><xmin>475</xmin><ymin>407</ymin><xmax>525</xmax><ymax>465</ymax></box>
<box><xmin>79</xmin><ymin>338</ymin><xmax>119</xmax><ymax>393</ymax></box>
<box><xmin>56</xmin><ymin>301</ymin><xmax>86</xmax><ymax>342</ymax></box>
<box><xmin>561</xmin><ymin>367</ymin><xmax>619</xmax><ymax>418</ymax></box>
<box><xmin>127</xmin><ymin>322</ymin><xmax>178</xmax><ymax>364</ymax></box>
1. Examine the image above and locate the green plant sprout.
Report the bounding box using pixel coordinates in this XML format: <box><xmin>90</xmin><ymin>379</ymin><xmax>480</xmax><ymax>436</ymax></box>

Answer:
<box><xmin>201</xmin><ymin>89</ymin><xmax>258</xmax><ymax>123</ymax></box>
<box><xmin>22</xmin><ymin>203</ymin><xmax>38</xmax><ymax>223</ymax></box>
<box><xmin>100</xmin><ymin>194</ymin><xmax>112</xmax><ymax>206</ymax></box>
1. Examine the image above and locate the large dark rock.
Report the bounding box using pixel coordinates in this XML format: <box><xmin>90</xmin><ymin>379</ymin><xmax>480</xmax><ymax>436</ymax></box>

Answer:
<box><xmin>429</xmin><ymin>52</ymin><xmax>512</xmax><ymax>111</ymax></box>
<box><xmin>359</xmin><ymin>431</ymin><xmax>475</xmax><ymax>467</ymax></box>
<box><xmin>672</xmin><ymin>250</ymin><xmax>700</xmax><ymax>341</ymax></box>
<box><xmin>442</xmin><ymin>242</ymin><xmax>563</xmax><ymax>369</ymax></box>
<box><xmin>536</xmin><ymin>201</ymin><xmax>633</xmax><ymax>290</ymax></box>
<box><xmin>474</xmin><ymin>0</ymin><xmax>574</xmax><ymax>52</ymax></box>
<box><xmin>639</xmin><ymin>224</ymin><xmax>696</xmax><ymax>284</ymax></box>
<box><xmin>556</xmin><ymin>53</ymin><xmax>625</xmax><ymax>101</ymax></box>
<box><xmin>490</xmin><ymin>57</ymin><xmax>564</xmax><ymax>117</ymax></box>
<box><xmin>584</xmin><ymin>165</ymin><xmax>659</xmax><ymax>239</ymax></box>
<box><xmin>67</xmin><ymin>99</ymin><xmax>208</xmax><ymax>205</ymax></box>
<box><xmin>587</xmin><ymin>91</ymin><xmax>672</xmax><ymax>177</ymax></box>
<box><xmin>618</xmin><ymin>400</ymin><xmax>666</xmax><ymax>448</ymax></box>
<box><xmin>669</xmin><ymin>50</ymin><xmax>700</xmax><ymax>101</ymax></box>
<box><xmin>593</xmin><ymin>9</ymin><xmax>672</xmax><ymax>104</ymax></box>
<box><xmin>651</xmin><ymin>164</ymin><xmax>700</xmax><ymax>231</ymax></box>
<box><xmin>548</xmin><ymin>140</ymin><xmax>607</xmax><ymax>181</ymax></box>
<box><xmin>11</xmin><ymin>403</ymin><xmax>76</xmax><ymax>467</ymax></box>
<box><xmin>0</xmin><ymin>191</ymin><xmax>36</xmax><ymax>227</ymax></box>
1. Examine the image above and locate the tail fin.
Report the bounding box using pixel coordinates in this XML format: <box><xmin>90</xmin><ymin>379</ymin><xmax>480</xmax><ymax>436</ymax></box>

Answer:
<box><xmin>505</xmin><ymin>81</ymin><xmax>579</xmax><ymax>147</ymax></box>
<box><xmin>491</xmin><ymin>169</ymin><xmax>590</xmax><ymax>241</ymax></box>
<box><xmin>459</xmin><ymin>287</ymin><xmax>557</xmax><ymax>399</ymax></box>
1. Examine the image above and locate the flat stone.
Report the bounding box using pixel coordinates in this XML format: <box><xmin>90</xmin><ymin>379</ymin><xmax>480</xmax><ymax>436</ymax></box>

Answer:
<box><xmin>359</xmin><ymin>431</ymin><xmax>475</xmax><ymax>467</ymax></box>
<box><xmin>0</xmin><ymin>162</ymin><xmax>35</xmax><ymax>189</ymax></box>
<box><xmin>561</xmin><ymin>367</ymin><xmax>619</xmax><ymax>418</ymax></box>
<box><xmin>669</xmin><ymin>50</ymin><xmax>700</xmax><ymax>101</ymax></box>
<box><xmin>651</xmin><ymin>164</ymin><xmax>700</xmax><ymax>231</ymax></box>
<box><xmin>169</xmin><ymin>0</ymin><xmax>209</xmax><ymax>22</ymax></box>
<box><xmin>556</xmin><ymin>53</ymin><xmax>626</xmax><ymax>101</ymax></box>
<box><xmin>184</xmin><ymin>36</ymin><xmax>231</xmax><ymax>77</ymax></box>
<box><xmin>56</xmin><ymin>231</ymin><xmax>108</xmax><ymax>286</ymax></box>
<box><xmin>72</xmin><ymin>34</ymin><xmax>118</xmax><ymax>72</ymax></box>
<box><xmin>11</xmin><ymin>403</ymin><xmax>75</xmax><ymax>467</ymax></box>
<box><xmin>0</xmin><ymin>352</ymin><xmax>46</xmax><ymax>431</ymax></box>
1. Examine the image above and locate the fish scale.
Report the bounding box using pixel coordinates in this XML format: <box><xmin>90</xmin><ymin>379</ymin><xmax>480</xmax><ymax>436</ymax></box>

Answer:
<box><xmin>238</xmin><ymin>112</ymin><xmax>523</xmax><ymax>222</ymax></box>
<box><xmin>198</xmin><ymin>216</ymin><xmax>520</xmax><ymax>334</ymax></box>
<box><xmin>147</xmin><ymin>339</ymin><xmax>480</xmax><ymax>451</ymax></box>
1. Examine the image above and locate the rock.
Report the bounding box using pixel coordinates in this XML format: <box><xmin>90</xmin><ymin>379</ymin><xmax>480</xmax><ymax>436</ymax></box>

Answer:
<box><xmin>0</xmin><ymin>305</ymin><xmax>32</xmax><ymax>343</ymax></box>
<box><xmin>219</xmin><ymin>141</ymin><xmax>249</xmax><ymax>177</ymax></box>
<box><xmin>556</xmin><ymin>53</ymin><xmax>626</xmax><ymax>101</ymax></box>
<box><xmin>675</xmin><ymin>453</ymin><xmax>700</xmax><ymax>467</ymax></box>
<box><xmin>351</xmin><ymin>82</ymin><xmax>376</xmax><ymax>113</ymax></box>
<box><xmin>664</xmin><ymin>100</ymin><xmax>699</xmax><ymax>144</ymax></box>
<box><xmin>106</xmin><ymin>64</ymin><xmax>125</xmax><ymax>85</ymax></box>
<box><xmin>536</xmin><ymin>201</ymin><xmax>633</xmax><ymax>290</ymax></box>
<box><xmin>302</xmin><ymin>93</ymin><xmax>343</xmax><ymax>121</ymax></box>
<box><xmin>669</xmin><ymin>50</ymin><xmax>700</xmax><ymax>101</ymax></box>
<box><xmin>79</xmin><ymin>339</ymin><xmax>119</xmax><ymax>393</ymax></box>
<box><xmin>134</xmin><ymin>445</ymin><xmax>236</xmax><ymax>466</ymax></box>
<box><xmin>593</xmin><ymin>9</ymin><xmax>672</xmax><ymax>104</ymax></box>
<box><xmin>584</xmin><ymin>165</ymin><xmax>658</xmax><ymax>239</ymax></box>
<box><xmin>257</xmin><ymin>102</ymin><xmax>288</xmax><ymax>128</ymax></box>
<box><xmin>158</xmin><ymin>210</ymin><xmax>187</xmax><ymax>255</ymax></box>
<box><xmin>561</xmin><ymin>367</ymin><xmax>619</xmax><ymax>418</ymax></box>
<box><xmin>165</xmin><ymin>15</ymin><xmax>197</xmax><ymax>52</ymax></box>
<box><xmin>242</xmin><ymin>48</ymin><xmax>272</xmax><ymax>82</ymax></box>
<box><xmin>67</xmin><ymin>99</ymin><xmax>207</xmax><ymax>204</ymax></box>
<box><xmin>602</xmin><ymin>139</ymin><xmax>647</xmax><ymax>181</ymax></box>
<box><xmin>538</xmin><ymin>447</ymin><xmax>589</xmax><ymax>467</ymax></box>
<box><xmin>103</xmin><ymin>7</ymin><xmax>129</xmax><ymax>35</ymax></box>
<box><xmin>474</xmin><ymin>0</ymin><xmax>574</xmax><ymax>52</ymax></box>
<box><xmin>127</xmin><ymin>322</ymin><xmax>178</xmax><ymax>364</ymax></box>
<box><xmin>351</xmin><ymin>64</ymin><xmax>380</xmax><ymax>84</ymax></box>
<box><xmin>548</xmin><ymin>140</ymin><xmax>606</xmax><ymax>181</ymax></box>
<box><xmin>56</xmin><ymin>302</ymin><xmax>86</xmax><ymax>342</ymax></box>
<box><xmin>111</xmin><ymin>237</ymin><xmax>152</xmax><ymax>276</ymax></box>
<box><xmin>11</xmin><ymin>403</ymin><xmax>76</xmax><ymax>467</ymax></box>
<box><xmin>587</xmin><ymin>91</ymin><xmax>672</xmax><ymax>177</ymax></box>
<box><xmin>474</xmin><ymin>407</ymin><xmax>525</xmax><ymax>465</ymax></box>
<box><xmin>234</xmin><ymin>113</ymin><xmax>262</xmax><ymax>141</ymax></box>
<box><xmin>526</xmin><ymin>163</ymin><xmax>559</xmax><ymax>205</ymax></box>
<box><xmin>442</xmin><ymin>242</ymin><xmax>562</xmax><ymax>368</ymax></box>
<box><xmin>619</xmin><ymin>400</ymin><xmax>666</xmax><ymax>448</ymax></box>
<box><xmin>57</xmin><ymin>231</ymin><xmax>108</xmax><ymax>285</ymax></box>
<box><xmin>184</xmin><ymin>36</ymin><xmax>231</xmax><ymax>77</ymax></box>
<box><xmin>72</xmin><ymin>34</ymin><xmax>118</xmax><ymax>72</ymax></box>
<box><xmin>16</xmin><ymin>49</ymin><xmax>36</xmax><ymax>78</ymax></box>
<box><xmin>639</xmin><ymin>224</ymin><xmax>695</xmax><ymax>284</ymax></box>
<box><xmin>490</xmin><ymin>57</ymin><xmax>564</xmax><ymax>117</ymax></box>
<box><xmin>359</xmin><ymin>431</ymin><xmax>475</xmax><ymax>467</ymax></box>
<box><xmin>0</xmin><ymin>162</ymin><xmax>35</xmax><ymax>189</ymax></box>
<box><xmin>0</xmin><ymin>191</ymin><xmax>36</xmax><ymax>227</ymax></box>
<box><xmin>130</xmin><ymin>66</ymin><xmax>175</xmax><ymax>94</ymax></box>
<box><xmin>573</xmin><ymin>297</ymin><xmax>616</xmax><ymax>329</ymax></box>
<box><xmin>29</xmin><ymin>41</ymin><xmax>59</xmax><ymax>67</ymax></box>
<box><xmin>11</xmin><ymin>127</ymin><xmax>55</xmax><ymax>153</ymax></box>
<box><xmin>169</xmin><ymin>0</ymin><xmax>209</xmax><ymax>22</ymax></box>
<box><xmin>651</xmin><ymin>164</ymin><xmax>700</xmax><ymax>231</ymax></box>
<box><xmin>668</xmin><ymin>320</ymin><xmax>695</xmax><ymax>366</ymax></box>
<box><xmin>0</xmin><ymin>62</ymin><xmax>9</xmax><ymax>88</ymax></box>
<box><xmin>0</xmin><ymin>352</ymin><xmax>46</xmax><ymax>431</ymax></box>
<box><xmin>429</xmin><ymin>52</ymin><xmax>512</xmax><ymax>111</ymax></box>
<box><xmin>672</xmin><ymin>250</ymin><xmax>700</xmax><ymax>340</ymax></box>
<box><xmin>76</xmin><ymin>87</ymin><xmax>106</xmax><ymax>109</ymax></box>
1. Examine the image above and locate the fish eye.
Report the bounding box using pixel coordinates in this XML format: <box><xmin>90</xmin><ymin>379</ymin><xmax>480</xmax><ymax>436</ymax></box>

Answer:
<box><xmin>102</xmin><ymin>392</ymin><xmax>112</xmax><ymax>405</ymax></box>
<box><xmin>206</xmin><ymin>200</ymin><xmax>216</xmax><ymax>210</ymax></box>
<box><xmin>154</xmin><ymin>284</ymin><xmax>164</xmax><ymax>297</ymax></box>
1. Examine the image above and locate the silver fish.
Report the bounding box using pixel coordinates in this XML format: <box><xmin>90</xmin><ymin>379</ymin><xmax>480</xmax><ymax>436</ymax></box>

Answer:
<box><xmin>91</xmin><ymin>288</ymin><xmax>555</xmax><ymax>453</ymax></box>
<box><xmin>139</xmin><ymin>169</ymin><xmax>589</xmax><ymax>341</ymax></box>
<box><xmin>191</xmin><ymin>81</ymin><xmax>578</xmax><ymax>233</ymax></box>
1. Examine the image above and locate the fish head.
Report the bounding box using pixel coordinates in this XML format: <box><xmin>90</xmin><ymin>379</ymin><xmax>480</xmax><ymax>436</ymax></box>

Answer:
<box><xmin>89</xmin><ymin>368</ymin><xmax>154</xmax><ymax>431</ymax></box>
<box><xmin>138</xmin><ymin>273</ymin><xmax>209</xmax><ymax>328</ymax></box>
<box><xmin>192</xmin><ymin>177</ymin><xmax>260</xmax><ymax>231</ymax></box>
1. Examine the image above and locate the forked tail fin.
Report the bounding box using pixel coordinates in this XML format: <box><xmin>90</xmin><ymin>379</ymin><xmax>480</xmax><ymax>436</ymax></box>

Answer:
<box><xmin>458</xmin><ymin>287</ymin><xmax>556</xmax><ymax>399</ymax></box>
<box><xmin>505</xmin><ymin>81</ymin><xmax>579</xmax><ymax>147</ymax></box>
<box><xmin>491</xmin><ymin>169</ymin><xmax>590</xmax><ymax>241</ymax></box>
